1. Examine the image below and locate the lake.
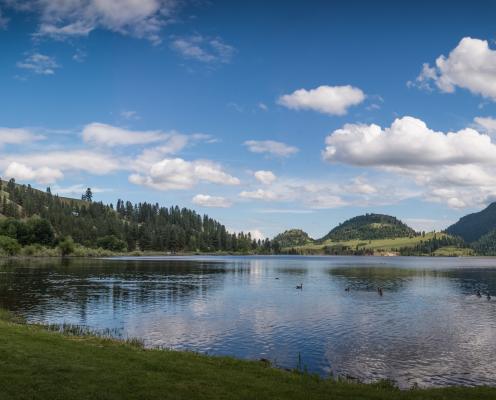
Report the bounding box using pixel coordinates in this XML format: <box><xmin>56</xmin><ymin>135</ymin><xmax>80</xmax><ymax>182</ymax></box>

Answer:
<box><xmin>1</xmin><ymin>255</ymin><xmax>496</xmax><ymax>388</ymax></box>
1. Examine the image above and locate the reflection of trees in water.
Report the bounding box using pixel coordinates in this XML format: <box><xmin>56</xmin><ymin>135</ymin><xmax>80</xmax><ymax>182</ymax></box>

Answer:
<box><xmin>328</xmin><ymin>266</ymin><xmax>454</xmax><ymax>292</ymax></box>
<box><xmin>0</xmin><ymin>258</ymin><xmax>232</xmax><ymax>318</ymax></box>
<box><xmin>328</xmin><ymin>265</ymin><xmax>496</xmax><ymax>295</ymax></box>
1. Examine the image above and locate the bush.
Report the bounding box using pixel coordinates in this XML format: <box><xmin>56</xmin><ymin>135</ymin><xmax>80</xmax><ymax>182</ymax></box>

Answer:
<box><xmin>0</xmin><ymin>235</ymin><xmax>21</xmax><ymax>256</ymax></box>
<box><xmin>96</xmin><ymin>235</ymin><xmax>127</xmax><ymax>252</ymax></box>
<box><xmin>58</xmin><ymin>236</ymin><xmax>75</xmax><ymax>257</ymax></box>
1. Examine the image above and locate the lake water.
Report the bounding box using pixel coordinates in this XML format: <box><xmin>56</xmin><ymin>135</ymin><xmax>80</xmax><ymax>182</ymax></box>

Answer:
<box><xmin>1</xmin><ymin>255</ymin><xmax>496</xmax><ymax>388</ymax></box>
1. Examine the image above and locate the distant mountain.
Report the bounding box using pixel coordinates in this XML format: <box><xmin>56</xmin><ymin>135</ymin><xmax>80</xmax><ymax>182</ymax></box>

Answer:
<box><xmin>446</xmin><ymin>202</ymin><xmax>496</xmax><ymax>243</ymax></box>
<box><xmin>320</xmin><ymin>213</ymin><xmax>417</xmax><ymax>241</ymax></box>
<box><xmin>272</xmin><ymin>229</ymin><xmax>313</xmax><ymax>248</ymax></box>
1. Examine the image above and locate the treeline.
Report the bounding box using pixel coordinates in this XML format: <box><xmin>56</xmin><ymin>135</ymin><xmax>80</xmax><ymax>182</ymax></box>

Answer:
<box><xmin>0</xmin><ymin>179</ymin><xmax>279</xmax><ymax>255</ymax></box>
<box><xmin>398</xmin><ymin>235</ymin><xmax>467</xmax><ymax>256</ymax></box>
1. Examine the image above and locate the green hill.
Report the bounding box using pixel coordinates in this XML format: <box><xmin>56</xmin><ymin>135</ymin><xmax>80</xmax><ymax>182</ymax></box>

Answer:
<box><xmin>320</xmin><ymin>213</ymin><xmax>417</xmax><ymax>242</ymax></box>
<box><xmin>272</xmin><ymin>229</ymin><xmax>313</xmax><ymax>248</ymax></box>
<box><xmin>446</xmin><ymin>202</ymin><xmax>496</xmax><ymax>243</ymax></box>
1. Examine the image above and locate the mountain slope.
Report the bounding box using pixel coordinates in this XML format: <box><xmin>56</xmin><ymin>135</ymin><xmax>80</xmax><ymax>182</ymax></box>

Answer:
<box><xmin>446</xmin><ymin>202</ymin><xmax>496</xmax><ymax>243</ymax></box>
<box><xmin>0</xmin><ymin>178</ymin><xmax>267</xmax><ymax>254</ymax></box>
<box><xmin>320</xmin><ymin>213</ymin><xmax>416</xmax><ymax>241</ymax></box>
<box><xmin>272</xmin><ymin>229</ymin><xmax>313</xmax><ymax>248</ymax></box>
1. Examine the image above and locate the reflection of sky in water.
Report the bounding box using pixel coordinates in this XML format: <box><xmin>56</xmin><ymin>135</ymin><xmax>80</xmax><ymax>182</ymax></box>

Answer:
<box><xmin>2</xmin><ymin>256</ymin><xmax>496</xmax><ymax>388</ymax></box>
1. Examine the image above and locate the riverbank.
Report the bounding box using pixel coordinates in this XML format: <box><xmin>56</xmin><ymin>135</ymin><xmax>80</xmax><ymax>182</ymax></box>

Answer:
<box><xmin>0</xmin><ymin>311</ymin><xmax>495</xmax><ymax>399</ymax></box>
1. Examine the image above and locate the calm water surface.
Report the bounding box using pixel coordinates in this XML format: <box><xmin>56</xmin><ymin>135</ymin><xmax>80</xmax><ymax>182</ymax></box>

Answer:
<box><xmin>1</xmin><ymin>255</ymin><xmax>496</xmax><ymax>388</ymax></box>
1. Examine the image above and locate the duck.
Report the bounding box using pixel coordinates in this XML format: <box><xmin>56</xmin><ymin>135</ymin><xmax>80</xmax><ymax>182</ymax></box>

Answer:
<box><xmin>345</xmin><ymin>287</ymin><xmax>351</xmax><ymax>292</ymax></box>
<box><xmin>476</xmin><ymin>290</ymin><xmax>482</xmax><ymax>298</ymax></box>
<box><xmin>296</xmin><ymin>283</ymin><xmax>303</xmax><ymax>290</ymax></box>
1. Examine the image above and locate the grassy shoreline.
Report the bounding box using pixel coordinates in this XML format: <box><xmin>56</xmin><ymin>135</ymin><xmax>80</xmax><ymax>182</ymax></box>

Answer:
<box><xmin>0</xmin><ymin>311</ymin><xmax>495</xmax><ymax>399</ymax></box>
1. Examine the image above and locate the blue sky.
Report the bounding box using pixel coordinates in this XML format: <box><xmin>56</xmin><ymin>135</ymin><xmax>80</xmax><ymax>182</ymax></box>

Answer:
<box><xmin>1</xmin><ymin>1</ymin><xmax>496</xmax><ymax>239</ymax></box>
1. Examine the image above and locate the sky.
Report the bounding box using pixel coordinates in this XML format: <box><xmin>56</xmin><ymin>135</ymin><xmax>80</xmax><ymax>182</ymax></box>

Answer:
<box><xmin>1</xmin><ymin>0</ymin><xmax>496</xmax><ymax>239</ymax></box>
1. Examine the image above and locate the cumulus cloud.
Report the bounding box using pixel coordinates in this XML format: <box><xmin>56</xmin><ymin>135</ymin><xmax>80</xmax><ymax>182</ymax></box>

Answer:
<box><xmin>192</xmin><ymin>194</ymin><xmax>232</xmax><ymax>208</ymax></box>
<box><xmin>82</xmin><ymin>123</ymin><xmax>169</xmax><ymax>146</ymax></box>
<box><xmin>323</xmin><ymin>116</ymin><xmax>496</xmax><ymax>209</ymax></box>
<box><xmin>411</xmin><ymin>37</ymin><xmax>496</xmax><ymax>100</ymax></box>
<box><xmin>129</xmin><ymin>157</ymin><xmax>240</xmax><ymax>190</ymax></box>
<box><xmin>4</xmin><ymin>162</ymin><xmax>63</xmax><ymax>184</ymax></box>
<box><xmin>244</xmin><ymin>140</ymin><xmax>298</xmax><ymax>157</ymax></box>
<box><xmin>0</xmin><ymin>127</ymin><xmax>45</xmax><ymax>146</ymax></box>
<box><xmin>8</xmin><ymin>0</ymin><xmax>179</xmax><ymax>44</ymax></box>
<box><xmin>254</xmin><ymin>170</ymin><xmax>276</xmax><ymax>185</ymax></box>
<box><xmin>17</xmin><ymin>53</ymin><xmax>59</xmax><ymax>75</ymax></box>
<box><xmin>171</xmin><ymin>35</ymin><xmax>235</xmax><ymax>64</ymax></box>
<box><xmin>323</xmin><ymin>116</ymin><xmax>496</xmax><ymax>167</ymax></box>
<box><xmin>474</xmin><ymin>116</ymin><xmax>496</xmax><ymax>135</ymax></box>
<box><xmin>278</xmin><ymin>85</ymin><xmax>365</xmax><ymax>115</ymax></box>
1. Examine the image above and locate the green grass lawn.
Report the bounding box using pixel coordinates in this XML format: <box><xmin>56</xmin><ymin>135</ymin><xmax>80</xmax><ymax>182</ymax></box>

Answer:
<box><xmin>0</xmin><ymin>312</ymin><xmax>495</xmax><ymax>399</ymax></box>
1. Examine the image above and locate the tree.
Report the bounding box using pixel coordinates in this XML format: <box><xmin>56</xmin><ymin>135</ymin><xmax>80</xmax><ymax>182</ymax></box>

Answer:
<box><xmin>0</xmin><ymin>235</ymin><xmax>21</xmax><ymax>256</ymax></box>
<box><xmin>82</xmin><ymin>188</ymin><xmax>93</xmax><ymax>202</ymax></box>
<box><xmin>58</xmin><ymin>236</ymin><xmax>75</xmax><ymax>256</ymax></box>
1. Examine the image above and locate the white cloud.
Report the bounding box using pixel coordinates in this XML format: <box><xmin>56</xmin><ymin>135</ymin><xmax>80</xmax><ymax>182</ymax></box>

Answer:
<box><xmin>51</xmin><ymin>184</ymin><xmax>109</xmax><ymax>196</ymax></box>
<box><xmin>0</xmin><ymin>127</ymin><xmax>45</xmax><ymax>145</ymax></box>
<box><xmin>254</xmin><ymin>170</ymin><xmax>276</xmax><ymax>185</ymax></box>
<box><xmin>244</xmin><ymin>140</ymin><xmax>298</xmax><ymax>157</ymax></box>
<box><xmin>239</xmin><ymin>189</ymin><xmax>279</xmax><ymax>201</ymax></box>
<box><xmin>192</xmin><ymin>194</ymin><xmax>232</xmax><ymax>208</ymax></box>
<box><xmin>258</xmin><ymin>103</ymin><xmax>268</xmax><ymax>111</ymax></box>
<box><xmin>120</xmin><ymin>110</ymin><xmax>140</xmax><ymax>120</ymax></box>
<box><xmin>17</xmin><ymin>53</ymin><xmax>59</xmax><ymax>75</ymax></box>
<box><xmin>323</xmin><ymin>116</ymin><xmax>496</xmax><ymax>167</ymax></box>
<box><xmin>82</xmin><ymin>123</ymin><xmax>168</xmax><ymax>146</ymax></box>
<box><xmin>1</xmin><ymin>150</ymin><xmax>122</xmax><ymax>176</ymax></box>
<box><xmin>323</xmin><ymin>116</ymin><xmax>496</xmax><ymax>209</ymax></box>
<box><xmin>278</xmin><ymin>85</ymin><xmax>365</xmax><ymax>116</ymax></box>
<box><xmin>474</xmin><ymin>116</ymin><xmax>496</xmax><ymax>135</ymax></box>
<box><xmin>4</xmin><ymin>162</ymin><xmax>63</xmax><ymax>184</ymax></box>
<box><xmin>11</xmin><ymin>0</ymin><xmax>179</xmax><ymax>44</ymax></box>
<box><xmin>411</xmin><ymin>37</ymin><xmax>496</xmax><ymax>100</ymax></box>
<box><xmin>129</xmin><ymin>157</ymin><xmax>240</xmax><ymax>190</ymax></box>
<box><xmin>171</xmin><ymin>35</ymin><xmax>235</xmax><ymax>64</ymax></box>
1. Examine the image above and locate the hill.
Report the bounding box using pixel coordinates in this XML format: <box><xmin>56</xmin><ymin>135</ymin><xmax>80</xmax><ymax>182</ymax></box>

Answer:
<box><xmin>446</xmin><ymin>202</ymin><xmax>496</xmax><ymax>243</ymax></box>
<box><xmin>272</xmin><ymin>229</ymin><xmax>313</xmax><ymax>248</ymax></box>
<box><xmin>0</xmin><ymin>178</ymin><xmax>272</xmax><ymax>255</ymax></box>
<box><xmin>320</xmin><ymin>213</ymin><xmax>417</xmax><ymax>242</ymax></box>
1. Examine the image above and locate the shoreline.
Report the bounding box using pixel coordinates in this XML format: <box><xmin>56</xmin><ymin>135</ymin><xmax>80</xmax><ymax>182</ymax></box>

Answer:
<box><xmin>0</xmin><ymin>310</ymin><xmax>495</xmax><ymax>399</ymax></box>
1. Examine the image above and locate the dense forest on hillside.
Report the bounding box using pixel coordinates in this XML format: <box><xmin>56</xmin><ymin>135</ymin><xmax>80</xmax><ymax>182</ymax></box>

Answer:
<box><xmin>0</xmin><ymin>179</ymin><xmax>276</xmax><ymax>255</ymax></box>
<box><xmin>272</xmin><ymin>229</ymin><xmax>313</xmax><ymax>248</ymax></box>
<box><xmin>446</xmin><ymin>203</ymin><xmax>496</xmax><ymax>243</ymax></box>
<box><xmin>321</xmin><ymin>214</ymin><xmax>417</xmax><ymax>241</ymax></box>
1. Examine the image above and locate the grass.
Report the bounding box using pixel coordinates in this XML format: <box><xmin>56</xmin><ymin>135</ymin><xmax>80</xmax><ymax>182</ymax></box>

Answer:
<box><xmin>0</xmin><ymin>311</ymin><xmax>495</xmax><ymax>399</ymax></box>
<box><xmin>287</xmin><ymin>232</ymin><xmax>457</xmax><ymax>255</ymax></box>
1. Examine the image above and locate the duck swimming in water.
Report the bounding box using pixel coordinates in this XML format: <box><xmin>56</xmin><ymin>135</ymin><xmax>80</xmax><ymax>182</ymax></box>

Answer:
<box><xmin>296</xmin><ymin>283</ymin><xmax>303</xmax><ymax>290</ymax></box>
<box><xmin>476</xmin><ymin>290</ymin><xmax>482</xmax><ymax>298</ymax></box>
<box><xmin>345</xmin><ymin>287</ymin><xmax>351</xmax><ymax>292</ymax></box>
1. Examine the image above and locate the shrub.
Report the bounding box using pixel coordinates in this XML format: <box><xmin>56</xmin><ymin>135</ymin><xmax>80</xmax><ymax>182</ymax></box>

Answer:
<box><xmin>96</xmin><ymin>235</ymin><xmax>127</xmax><ymax>252</ymax></box>
<box><xmin>0</xmin><ymin>235</ymin><xmax>21</xmax><ymax>256</ymax></box>
<box><xmin>58</xmin><ymin>236</ymin><xmax>75</xmax><ymax>257</ymax></box>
